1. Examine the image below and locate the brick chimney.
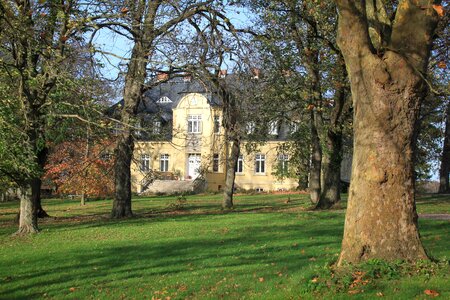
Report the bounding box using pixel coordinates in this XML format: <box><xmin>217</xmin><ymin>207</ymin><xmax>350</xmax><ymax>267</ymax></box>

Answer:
<box><xmin>219</xmin><ymin>69</ymin><xmax>227</xmax><ymax>78</ymax></box>
<box><xmin>157</xmin><ymin>72</ymin><xmax>169</xmax><ymax>81</ymax></box>
<box><xmin>251</xmin><ymin>68</ymin><xmax>261</xmax><ymax>79</ymax></box>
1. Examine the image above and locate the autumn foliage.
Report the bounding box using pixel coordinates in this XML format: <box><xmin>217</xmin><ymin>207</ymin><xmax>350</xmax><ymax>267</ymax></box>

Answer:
<box><xmin>44</xmin><ymin>139</ymin><xmax>115</xmax><ymax>198</ymax></box>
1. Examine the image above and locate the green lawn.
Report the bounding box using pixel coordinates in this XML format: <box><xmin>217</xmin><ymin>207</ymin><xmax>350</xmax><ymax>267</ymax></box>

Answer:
<box><xmin>0</xmin><ymin>193</ymin><xmax>448</xmax><ymax>299</ymax></box>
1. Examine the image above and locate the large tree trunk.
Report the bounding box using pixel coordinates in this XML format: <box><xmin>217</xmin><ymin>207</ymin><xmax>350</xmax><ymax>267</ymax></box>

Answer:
<box><xmin>317</xmin><ymin>130</ymin><xmax>342</xmax><ymax>209</ymax></box>
<box><xmin>335</xmin><ymin>0</ymin><xmax>438</xmax><ymax>264</ymax></box>
<box><xmin>223</xmin><ymin>138</ymin><xmax>239</xmax><ymax>209</ymax></box>
<box><xmin>35</xmin><ymin>147</ymin><xmax>50</xmax><ymax>218</ymax></box>
<box><xmin>112</xmin><ymin>132</ymin><xmax>134</xmax><ymax>218</ymax></box>
<box><xmin>309</xmin><ymin>112</ymin><xmax>322</xmax><ymax>204</ymax></box>
<box><xmin>438</xmin><ymin>102</ymin><xmax>450</xmax><ymax>193</ymax></box>
<box><xmin>16</xmin><ymin>185</ymin><xmax>38</xmax><ymax>234</ymax></box>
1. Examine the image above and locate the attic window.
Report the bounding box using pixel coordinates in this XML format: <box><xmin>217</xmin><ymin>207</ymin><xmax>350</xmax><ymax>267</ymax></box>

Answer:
<box><xmin>157</xmin><ymin>96</ymin><xmax>172</xmax><ymax>103</ymax></box>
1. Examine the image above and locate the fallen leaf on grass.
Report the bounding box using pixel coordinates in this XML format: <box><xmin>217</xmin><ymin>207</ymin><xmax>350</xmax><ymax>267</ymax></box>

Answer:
<box><xmin>424</xmin><ymin>289</ymin><xmax>440</xmax><ymax>297</ymax></box>
<box><xmin>348</xmin><ymin>289</ymin><xmax>361</xmax><ymax>295</ymax></box>
<box><xmin>69</xmin><ymin>287</ymin><xmax>76</xmax><ymax>292</ymax></box>
<box><xmin>258</xmin><ymin>277</ymin><xmax>265</xmax><ymax>282</ymax></box>
<box><xmin>376</xmin><ymin>292</ymin><xmax>384</xmax><ymax>297</ymax></box>
<box><xmin>311</xmin><ymin>277</ymin><xmax>319</xmax><ymax>283</ymax></box>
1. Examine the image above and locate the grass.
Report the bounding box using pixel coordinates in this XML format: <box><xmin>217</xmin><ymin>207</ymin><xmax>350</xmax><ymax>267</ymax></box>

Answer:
<box><xmin>0</xmin><ymin>193</ymin><xmax>448</xmax><ymax>299</ymax></box>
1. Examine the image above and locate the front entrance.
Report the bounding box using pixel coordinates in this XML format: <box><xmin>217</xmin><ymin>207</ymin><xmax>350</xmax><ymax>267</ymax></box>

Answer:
<box><xmin>187</xmin><ymin>154</ymin><xmax>201</xmax><ymax>180</ymax></box>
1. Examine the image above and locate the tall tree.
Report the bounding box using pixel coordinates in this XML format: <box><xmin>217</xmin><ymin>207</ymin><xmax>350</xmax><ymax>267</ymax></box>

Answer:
<box><xmin>186</xmin><ymin>8</ymin><xmax>255</xmax><ymax>209</ymax></box>
<box><xmin>249</xmin><ymin>0</ymin><xmax>351</xmax><ymax>206</ymax></box>
<box><xmin>92</xmin><ymin>1</ymin><xmax>215</xmax><ymax>218</ymax></box>
<box><xmin>335</xmin><ymin>0</ymin><xmax>440</xmax><ymax>264</ymax></box>
<box><xmin>0</xmin><ymin>0</ymin><xmax>88</xmax><ymax>233</ymax></box>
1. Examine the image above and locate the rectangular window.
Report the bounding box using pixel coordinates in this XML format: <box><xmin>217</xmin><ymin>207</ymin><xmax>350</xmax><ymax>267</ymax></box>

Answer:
<box><xmin>134</xmin><ymin>120</ymin><xmax>142</xmax><ymax>137</ymax></box>
<box><xmin>140</xmin><ymin>154</ymin><xmax>151</xmax><ymax>171</ymax></box>
<box><xmin>290</xmin><ymin>121</ymin><xmax>298</xmax><ymax>133</ymax></box>
<box><xmin>188</xmin><ymin>115</ymin><xmax>202</xmax><ymax>133</ymax></box>
<box><xmin>255</xmin><ymin>154</ymin><xmax>265</xmax><ymax>174</ymax></box>
<box><xmin>153</xmin><ymin>121</ymin><xmax>161</xmax><ymax>134</ymax></box>
<box><xmin>278</xmin><ymin>154</ymin><xmax>289</xmax><ymax>174</ymax></box>
<box><xmin>213</xmin><ymin>154</ymin><xmax>219</xmax><ymax>172</ymax></box>
<box><xmin>214</xmin><ymin>116</ymin><xmax>220</xmax><ymax>133</ymax></box>
<box><xmin>236</xmin><ymin>155</ymin><xmax>244</xmax><ymax>173</ymax></box>
<box><xmin>269</xmin><ymin>121</ymin><xmax>278</xmax><ymax>135</ymax></box>
<box><xmin>247</xmin><ymin>121</ymin><xmax>255</xmax><ymax>134</ymax></box>
<box><xmin>160</xmin><ymin>154</ymin><xmax>169</xmax><ymax>172</ymax></box>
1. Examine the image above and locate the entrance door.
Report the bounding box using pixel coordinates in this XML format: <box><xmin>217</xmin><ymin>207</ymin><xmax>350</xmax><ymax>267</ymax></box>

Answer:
<box><xmin>188</xmin><ymin>154</ymin><xmax>201</xmax><ymax>179</ymax></box>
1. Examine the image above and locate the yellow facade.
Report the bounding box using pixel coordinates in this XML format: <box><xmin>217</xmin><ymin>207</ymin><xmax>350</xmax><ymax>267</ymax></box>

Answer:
<box><xmin>131</xmin><ymin>93</ymin><xmax>298</xmax><ymax>193</ymax></box>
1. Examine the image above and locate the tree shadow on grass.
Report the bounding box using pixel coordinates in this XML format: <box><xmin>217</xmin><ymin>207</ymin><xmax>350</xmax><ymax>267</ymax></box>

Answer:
<box><xmin>0</xmin><ymin>221</ymin><xmax>343</xmax><ymax>299</ymax></box>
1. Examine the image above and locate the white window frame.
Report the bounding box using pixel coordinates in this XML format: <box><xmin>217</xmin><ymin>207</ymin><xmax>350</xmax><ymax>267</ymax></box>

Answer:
<box><xmin>188</xmin><ymin>115</ymin><xmax>202</xmax><ymax>134</ymax></box>
<box><xmin>278</xmin><ymin>154</ymin><xmax>289</xmax><ymax>173</ymax></box>
<box><xmin>236</xmin><ymin>155</ymin><xmax>244</xmax><ymax>174</ymax></box>
<box><xmin>140</xmin><ymin>154</ymin><xmax>151</xmax><ymax>172</ymax></box>
<box><xmin>157</xmin><ymin>96</ymin><xmax>172</xmax><ymax>103</ymax></box>
<box><xmin>247</xmin><ymin>121</ymin><xmax>255</xmax><ymax>134</ymax></box>
<box><xmin>214</xmin><ymin>115</ymin><xmax>220</xmax><ymax>133</ymax></box>
<box><xmin>290</xmin><ymin>121</ymin><xmax>299</xmax><ymax>133</ymax></box>
<box><xmin>153</xmin><ymin>121</ymin><xmax>161</xmax><ymax>134</ymax></box>
<box><xmin>160</xmin><ymin>154</ymin><xmax>169</xmax><ymax>172</ymax></box>
<box><xmin>255</xmin><ymin>154</ymin><xmax>266</xmax><ymax>174</ymax></box>
<box><xmin>269</xmin><ymin>121</ymin><xmax>278</xmax><ymax>135</ymax></box>
<box><xmin>134</xmin><ymin>120</ymin><xmax>142</xmax><ymax>137</ymax></box>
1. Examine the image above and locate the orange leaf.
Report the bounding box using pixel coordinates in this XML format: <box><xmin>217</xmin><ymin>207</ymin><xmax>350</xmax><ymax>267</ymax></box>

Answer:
<box><xmin>424</xmin><ymin>289</ymin><xmax>440</xmax><ymax>297</ymax></box>
<box><xmin>432</xmin><ymin>5</ymin><xmax>445</xmax><ymax>17</ymax></box>
<box><xmin>121</xmin><ymin>7</ymin><xmax>129</xmax><ymax>14</ymax></box>
<box><xmin>69</xmin><ymin>287</ymin><xmax>76</xmax><ymax>292</ymax></box>
<box><xmin>258</xmin><ymin>277</ymin><xmax>265</xmax><ymax>282</ymax></box>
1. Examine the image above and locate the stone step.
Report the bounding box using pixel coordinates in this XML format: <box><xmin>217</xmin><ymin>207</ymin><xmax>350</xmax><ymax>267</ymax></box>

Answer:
<box><xmin>140</xmin><ymin>179</ymin><xmax>199</xmax><ymax>195</ymax></box>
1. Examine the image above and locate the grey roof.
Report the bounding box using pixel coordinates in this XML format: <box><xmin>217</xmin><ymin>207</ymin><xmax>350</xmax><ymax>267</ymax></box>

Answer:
<box><xmin>138</xmin><ymin>77</ymin><xmax>222</xmax><ymax>121</ymax></box>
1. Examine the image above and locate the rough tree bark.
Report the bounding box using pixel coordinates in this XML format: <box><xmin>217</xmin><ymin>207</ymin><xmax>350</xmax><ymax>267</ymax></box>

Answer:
<box><xmin>438</xmin><ymin>101</ymin><xmax>450</xmax><ymax>193</ymax></box>
<box><xmin>111</xmin><ymin>42</ymin><xmax>146</xmax><ymax>218</ymax></box>
<box><xmin>223</xmin><ymin>138</ymin><xmax>240</xmax><ymax>209</ymax></box>
<box><xmin>111</xmin><ymin>1</ymin><xmax>159</xmax><ymax>218</ymax></box>
<box><xmin>220</xmin><ymin>81</ymin><xmax>240</xmax><ymax>209</ymax></box>
<box><xmin>336</xmin><ymin>0</ymin><xmax>439</xmax><ymax>264</ymax></box>
<box><xmin>309</xmin><ymin>112</ymin><xmax>322</xmax><ymax>204</ymax></box>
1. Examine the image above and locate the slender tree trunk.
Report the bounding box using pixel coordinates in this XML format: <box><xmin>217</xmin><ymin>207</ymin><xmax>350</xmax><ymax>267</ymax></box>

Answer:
<box><xmin>111</xmin><ymin>35</ymin><xmax>150</xmax><ymax>218</ymax></box>
<box><xmin>438</xmin><ymin>102</ymin><xmax>450</xmax><ymax>193</ymax></box>
<box><xmin>316</xmin><ymin>58</ymin><xmax>348</xmax><ymax>209</ymax></box>
<box><xmin>309</xmin><ymin>111</ymin><xmax>322</xmax><ymax>204</ymax></box>
<box><xmin>35</xmin><ymin>146</ymin><xmax>50</xmax><ymax>218</ymax></box>
<box><xmin>317</xmin><ymin>130</ymin><xmax>342</xmax><ymax>209</ymax></box>
<box><xmin>335</xmin><ymin>0</ymin><xmax>437</xmax><ymax>264</ymax></box>
<box><xmin>223</xmin><ymin>138</ymin><xmax>239</xmax><ymax>209</ymax></box>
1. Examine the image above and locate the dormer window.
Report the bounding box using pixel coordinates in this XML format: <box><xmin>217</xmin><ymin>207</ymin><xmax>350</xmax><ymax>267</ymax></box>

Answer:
<box><xmin>157</xmin><ymin>96</ymin><xmax>172</xmax><ymax>103</ymax></box>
